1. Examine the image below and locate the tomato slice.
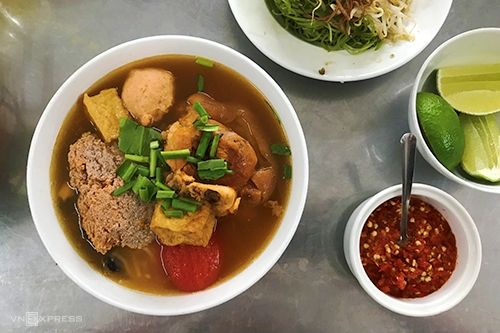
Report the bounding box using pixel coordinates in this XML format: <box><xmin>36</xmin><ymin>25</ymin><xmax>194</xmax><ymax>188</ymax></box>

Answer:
<box><xmin>161</xmin><ymin>237</ymin><xmax>221</xmax><ymax>292</ymax></box>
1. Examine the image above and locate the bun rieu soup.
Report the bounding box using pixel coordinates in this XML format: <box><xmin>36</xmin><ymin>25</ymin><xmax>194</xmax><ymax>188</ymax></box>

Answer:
<box><xmin>51</xmin><ymin>55</ymin><xmax>291</xmax><ymax>293</ymax></box>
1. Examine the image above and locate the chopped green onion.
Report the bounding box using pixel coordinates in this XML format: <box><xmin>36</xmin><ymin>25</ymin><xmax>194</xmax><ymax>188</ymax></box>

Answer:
<box><xmin>186</xmin><ymin>156</ymin><xmax>200</xmax><ymax>164</ymax></box>
<box><xmin>164</xmin><ymin>209</ymin><xmax>184</xmax><ymax>218</ymax></box>
<box><xmin>270</xmin><ymin>143</ymin><xmax>291</xmax><ymax>156</ymax></box>
<box><xmin>155</xmin><ymin>181</ymin><xmax>172</xmax><ymax>191</ymax></box>
<box><xmin>195</xmin><ymin>132</ymin><xmax>212</xmax><ymax>158</ymax></box>
<box><xmin>161</xmin><ymin>149</ymin><xmax>191</xmax><ymax>160</ymax></box>
<box><xmin>156</xmin><ymin>150</ymin><xmax>170</xmax><ymax>170</ymax></box>
<box><xmin>149</xmin><ymin>148</ymin><xmax>158</xmax><ymax>177</ymax></box>
<box><xmin>283</xmin><ymin>164</ymin><xmax>292</xmax><ymax>180</ymax></box>
<box><xmin>123</xmin><ymin>165</ymin><xmax>138</xmax><ymax>180</ymax></box>
<box><xmin>136</xmin><ymin>165</ymin><xmax>149</xmax><ymax>177</ymax></box>
<box><xmin>172</xmin><ymin>198</ymin><xmax>199</xmax><ymax>213</ymax></box>
<box><xmin>195</xmin><ymin>57</ymin><xmax>214</xmax><ymax>68</ymax></box>
<box><xmin>125</xmin><ymin>154</ymin><xmax>150</xmax><ymax>163</ymax></box>
<box><xmin>138</xmin><ymin>188</ymin><xmax>149</xmax><ymax>202</ymax></box>
<box><xmin>196</xmin><ymin>123</ymin><xmax>219</xmax><ymax>132</ymax></box>
<box><xmin>117</xmin><ymin>160</ymin><xmax>138</xmax><ymax>182</ymax></box>
<box><xmin>193</xmin><ymin>102</ymin><xmax>209</xmax><ymax>118</ymax></box>
<box><xmin>198</xmin><ymin>169</ymin><xmax>228</xmax><ymax>181</ymax></box>
<box><xmin>209</xmin><ymin>134</ymin><xmax>221</xmax><ymax>158</ymax></box>
<box><xmin>112</xmin><ymin>180</ymin><xmax>135</xmax><ymax>196</ymax></box>
<box><xmin>132</xmin><ymin>175</ymin><xmax>155</xmax><ymax>195</ymax></box>
<box><xmin>150</xmin><ymin>140</ymin><xmax>160</xmax><ymax>149</ymax></box>
<box><xmin>179</xmin><ymin>197</ymin><xmax>202</xmax><ymax>206</ymax></box>
<box><xmin>225</xmin><ymin>169</ymin><xmax>234</xmax><ymax>175</ymax></box>
<box><xmin>156</xmin><ymin>190</ymin><xmax>176</xmax><ymax>199</ymax></box>
<box><xmin>198</xmin><ymin>159</ymin><xmax>227</xmax><ymax>171</ymax></box>
<box><xmin>193</xmin><ymin>115</ymin><xmax>209</xmax><ymax>127</ymax></box>
<box><xmin>197</xmin><ymin>74</ymin><xmax>205</xmax><ymax>92</ymax></box>
<box><xmin>161</xmin><ymin>199</ymin><xmax>172</xmax><ymax>211</ymax></box>
<box><xmin>155</xmin><ymin>167</ymin><xmax>162</xmax><ymax>183</ymax></box>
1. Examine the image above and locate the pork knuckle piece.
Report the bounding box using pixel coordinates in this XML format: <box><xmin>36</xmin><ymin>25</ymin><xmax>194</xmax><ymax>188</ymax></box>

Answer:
<box><xmin>216</xmin><ymin>131</ymin><xmax>257</xmax><ymax>190</ymax></box>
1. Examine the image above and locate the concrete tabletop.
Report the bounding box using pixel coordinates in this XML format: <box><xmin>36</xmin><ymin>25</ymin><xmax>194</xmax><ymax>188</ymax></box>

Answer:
<box><xmin>1</xmin><ymin>0</ymin><xmax>499</xmax><ymax>331</ymax></box>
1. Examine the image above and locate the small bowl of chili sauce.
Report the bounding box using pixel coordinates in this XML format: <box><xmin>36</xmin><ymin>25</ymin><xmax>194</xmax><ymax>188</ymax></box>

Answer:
<box><xmin>344</xmin><ymin>183</ymin><xmax>482</xmax><ymax>317</ymax></box>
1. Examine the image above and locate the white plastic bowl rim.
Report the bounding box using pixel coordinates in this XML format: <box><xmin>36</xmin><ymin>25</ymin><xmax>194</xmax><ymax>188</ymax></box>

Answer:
<box><xmin>27</xmin><ymin>35</ymin><xmax>309</xmax><ymax>316</ymax></box>
<box><xmin>344</xmin><ymin>183</ymin><xmax>481</xmax><ymax>317</ymax></box>
<box><xmin>408</xmin><ymin>27</ymin><xmax>500</xmax><ymax>193</ymax></box>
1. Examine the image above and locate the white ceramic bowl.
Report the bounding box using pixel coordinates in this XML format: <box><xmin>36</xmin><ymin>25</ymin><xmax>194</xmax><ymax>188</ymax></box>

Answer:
<box><xmin>409</xmin><ymin>28</ymin><xmax>500</xmax><ymax>193</ymax></box>
<box><xmin>229</xmin><ymin>0</ymin><xmax>452</xmax><ymax>82</ymax></box>
<box><xmin>27</xmin><ymin>36</ymin><xmax>309</xmax><ymax>315</ymax></box>
<box><xmin>344</xmin><ymin>183</ymin><xmax>481</xmax><ymax>317</ymax></box>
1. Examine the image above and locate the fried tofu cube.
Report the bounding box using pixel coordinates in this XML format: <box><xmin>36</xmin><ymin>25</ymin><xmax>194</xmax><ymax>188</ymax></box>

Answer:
<box><xmin>83</xmin><ymin>88</ymin><xmax>129</xmax><ymax>143</ymax></box>
<box><xmin>150</xmin><ymin>203</ymin><xmax>216</xmax><ymax>247</ymax></box>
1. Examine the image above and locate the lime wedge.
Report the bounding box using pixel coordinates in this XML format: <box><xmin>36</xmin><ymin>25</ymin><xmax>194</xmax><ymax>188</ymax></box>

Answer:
<box><xmin>437</xmin><ymin>64</ymin><xmax>500</xmax><ymax>115</ymax></box>
<box><xmin>460</xmin><ymin>113</ymin><xmax>500</xmax><ymax>182</ymax></box>
<box><xmin>416</xmin><ymin>92</ymin><xmax>464</xmax><ymax>169</ymax></box>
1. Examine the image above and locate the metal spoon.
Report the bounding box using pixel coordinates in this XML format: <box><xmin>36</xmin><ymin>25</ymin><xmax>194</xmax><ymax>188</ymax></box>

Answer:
<box><xmin>399</xmin><ymin>133</ymin><xmax>416</xmax><ymax>245</ymax></box>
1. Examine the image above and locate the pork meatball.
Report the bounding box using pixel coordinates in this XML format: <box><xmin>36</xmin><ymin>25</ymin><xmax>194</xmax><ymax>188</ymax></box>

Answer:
<box><xmin>121</xmin><ymin>68</ymin><xmax>175</xmax><ymax>126</ymax></box>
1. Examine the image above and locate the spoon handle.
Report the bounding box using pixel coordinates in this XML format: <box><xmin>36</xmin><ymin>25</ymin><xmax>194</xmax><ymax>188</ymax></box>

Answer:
<box><xmin>400</xmin><ymin>133</ymin><xmax>417</xmax><ymax>244</ymax></box>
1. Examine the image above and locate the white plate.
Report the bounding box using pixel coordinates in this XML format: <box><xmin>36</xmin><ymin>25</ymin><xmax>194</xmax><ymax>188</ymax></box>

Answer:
<box><xmin>228</xmin><ymin>0</ymin><xmax>453</xmax><ymax>82</ymax></box>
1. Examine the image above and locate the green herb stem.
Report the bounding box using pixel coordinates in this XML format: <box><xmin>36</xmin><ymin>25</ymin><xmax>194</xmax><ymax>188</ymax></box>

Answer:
<box><xmin>197</xmin><ymin>74</ymin><xmax>205</xmax><ymax>92</ymax></box>
<box><xmin>164</xmin><ymin>209</ymin><xmax>184</xmax><ymax>218</ymax></box>
<box><xmin>270</xmin><ymin>143</ymin><xmax>292</xmax><ymax>155</ymax></box>
<box><xmin>209</xmin><ymin>134</ymin><xmax>221</xmax><ymax>158</ymax></box>
<box><xmin>172</xmin><ymin>198</ymin><xmax>199</xmax><ymax>213</ymax></box>
<box><xmin>112</xmin><ymin>181</ymin><xmax>135</xmax><ymax>196</ymax></box>
<box><xmin>149</xmin><ymin>148</ymin><xmax>158</xmax><ymax>177</ymax></box>
<box><xmin>125</xmin><ymin>154</ymin><xmax>150</xmax><ymax>163</ymax></box>
<box><xmin>195</xmin><ymin>132</ymin><xmax>212</xmax><ymax>158</ymax></box>
<box><xmin>156</xmin><ymin>190</ymin><xmax>176</xmax><ymax>199</ymax></box>
<box><xmin>161</xmin><ymin>149</ymin><xmax>191</xmax><ymax>160</ymax></box>
<box><xmin>195</xmin><ymin>57</ymin><xmax>214</xmax><ymax>68</ymax></box>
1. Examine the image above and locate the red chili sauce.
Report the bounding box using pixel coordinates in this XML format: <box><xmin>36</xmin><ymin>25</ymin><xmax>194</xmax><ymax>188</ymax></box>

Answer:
<box><xmin>360</xmin><ymin>197</ymin><xmax>457</xmax><ymax>298</ymax></box>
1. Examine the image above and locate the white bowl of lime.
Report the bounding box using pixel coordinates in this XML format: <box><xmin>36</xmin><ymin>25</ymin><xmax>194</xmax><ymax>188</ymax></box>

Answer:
<box><xmin>409</xmin><ymin>28</ymin><xmax>500</xmax><ymax>193</ymax></box>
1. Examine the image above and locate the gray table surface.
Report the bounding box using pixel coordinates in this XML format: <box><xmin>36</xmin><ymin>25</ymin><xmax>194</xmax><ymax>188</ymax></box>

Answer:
<box><xmin>1</xmin><ymin>0</ymin><xmax>499</xmax><ymax>332</ymax></box>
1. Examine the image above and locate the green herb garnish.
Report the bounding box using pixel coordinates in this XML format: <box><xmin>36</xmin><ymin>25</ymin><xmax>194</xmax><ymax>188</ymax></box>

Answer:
<box><xmin>197</xmin><ymin>158</ymin><xmax>232</xmax><ymax>181</ymax></box>
<box><xmin>136</xmin><ymin>165</ymin><xmax>150</xmax><ymax>177</ymax></box>
<box><xmin>112</xmin><ymin>180</ymin><xmax>136</xmax><ymax>197</ymax></box>
<box><xmin>164</xmin><ymin>210</ymin><xmax>184</xmax><ymax>218</ymax></box>
<box><xmin>209</xmin><ymin>134</ymin><xmax>221</xmax><ymax>158</ymax></box>
<box><xmin>131</xmin><ymin>175</ymin><xmax>157</xmax><ymax>202</ymax></box>
<box><xmin>195</xmin><ymin>57</ymin><xmax>214</xmax><ymax>68</ymax></box>
<box><xmin>118</xmin><ymin>118</ymin><xmax>161</xmax><ymax>156</ymax></box>
<box><xmin>194</xmin><ymin>102</ymin><xmax>209</xmax><ymax>118</ymax></box>
<box><xmin>195</xmin><ymin>132</ymin><xmax>212</xmax><ymax>158</ymax></box>
<box><xmin>198</xmin><ymin>169</ymin><xmax>230</xmax><ymax>180</ymax></box>
<box><xmin>283</xmin><ymin>164</ymin><xmax>292</xmax><ymax>180</ymax></box>
<box><xmin>116</xmin><ymin>160</ymin><xmax>137</xmax><ymax>182</ymax></box>
<box><xmin>160</xmin><ymin>149</ymin><xmax>191</xmax><ymax>160</ymax></box>
<box><xmin>155</xmin><ymin>181</ymin><xmax>172</xmax><ymax>191</ymax></box>
<box><xmin>149</xmin><ymin>147</ymin><xmax>158</xmax><ymax>177</ymax></box>
<box><xmin>198</xmin><ymin>159</ymin><xmax>227</xmax><ymax>171</ymax></box>
<box><xmin>197</xmin><ymin>74</ymin><xmax>205</xmax><ymax>92</ymax></box>
<box><xmin>155</xmin><ymin>167</ymin><xmax>162</xmax><ymax>183</ymax></box>
<box><xmin>125</xmin><ymin>154</ymin><xmax>150</xmax><ymax>163</ymax></box>
<box><xmin>270</xmin><ymin>143</ymin><xmax>291</xmax><ymax>155</ymax></box>
<box><xmin>156</xmin><ymin>190</ymin><xmax>176</xmax><ymax>199</ymax></box>
<box><xmin>186</xmin><ymin>156</ymin><xmax>200</xmax><ymax>164</ymax></box>
<box><xmin>172</xmin><ymin>198</ymin><xmax>199</xmax><ymax>212</ymax></box>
